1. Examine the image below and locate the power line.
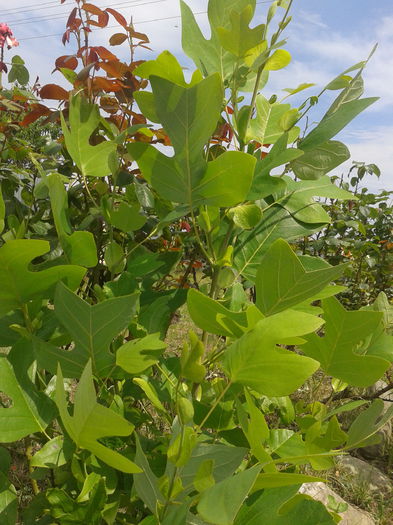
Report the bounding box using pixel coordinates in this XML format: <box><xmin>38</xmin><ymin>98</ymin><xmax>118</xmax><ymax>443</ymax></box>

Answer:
<box><xmin>2</xmin><ymin>1</ymin><xmax>68</xmax><ymax>15</ymax></box>
<box><xmin>18</xmin><ymin>1</ymin><xmax>273</xmax><ymax>42</ymax></box>
<box><xmin>7</xmin><ymin>0</ymin><xmax>160</xmax><ymax>25</ymax></box>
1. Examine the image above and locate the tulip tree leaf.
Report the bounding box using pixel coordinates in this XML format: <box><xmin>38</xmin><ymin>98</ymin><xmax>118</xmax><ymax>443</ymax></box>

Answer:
<box><xmin>34</xmin><ymin>282</ymin><xmax>139</xmax><ymax>378</ymax></box>
<box><xmin>216</xmin><ymin>5</ymin><xmax>265</xmax><ymax>58</ymax></box>
<box><xmin>46</xmin><ymin>173</ymin><xmax>98</xmax><ymax>267</ymax></box>
<box><xmin>134</xmin><ymin>436</ymin><xmax>165</xmax><ymax>513</ymax></box>
<box><xmin>129</xmin><ymin>75</ymin><xmax>255</xmax><ymax>208</ymax></box>
<box><xmin>300</xmin><ymin>97</ymin><xmax>378</xmax><ymax>150</ymax></box>
<box><xmin>116</xmin><ymin>333</ymin><xmax>166</xmax><ymax>374</ymax></box>
<box><xmin>61</xmin><ymin>94</ymin><xmax>118</xmax><ymax>178</ymax></box>
<box><xmin>241</xmin><ymin>95</ymin><xmax>300</xmax><ymax>145</ymax></box>
<box><xmin>0</xmin><ymin>355</ymin><xmax>55</xmax><ymax>442</ymax></box>
<box><xmin>303</xmin><ymin>297</ymin><xmax>391</xmax><ymax>386</ymax></box>
<box><xmin>256</xmin><ymin>239</ymin><xmax>347</xmax><ymax>315</ymax></box>
<box><xmin>180</xmin><ymin>331</ymin><xmax>207</xmax><ymax>383</ymax></box>
<box><xmin>197</xmin><ymin>465</ymin><xmax>261</xmax><ymax>525</ymax></box>
<box><xmin>0</xmin><ymin>239</ymin><xmax>85</xmax><ymax>318</ymax></box>
<box><xmin>234</xmin><ymin>205</ymin><xmax>322</xmax><ymax>282</ymax></box>
<box><xmin>346</xmin><ymin>399</ymin><xmax>393</xmax><ymax>449</ymax></box>
<box><xmin>277</xmin><ymin>175</ymin><xmax>354</xmax><ymax>224</ymax></box>
<box><xmin>134</xmin><ymin>50</ymin><xmax>189</xmax><ymax>86</ymax></box>
<box><xmin>0</xmin><ymin>472</ymin><xmax>17</xmax><ymax>525</ymax></box>
<box><xmin>187</xmin><ymin>288</ymin><xmax>248</xmax><ymax>338</ymax></box>
<box><xmin>0</xmin><ymin>185</ymin><xmax>4</xmax><ymax>234</ymax></box>
<box><xmin>109</xmin><ymin>201</ymin><xmax>146</xmax><ymax>232</ymax></box>
<box><xmin>291</xmin><ymin>141</ymin><xmax>350</xmax><ymax>180</ymax></box>
<box><xmin>223</xmin><ymin>311</ymin><xmax>322</xmax><ymax>396</ymax></box>
<box><xmin>180</xmin><ymin>0</ymin><xmax>257</xmax><ymax>81</ymax></box>
<box><xmin>234</xmin><ymin>485</ymin><xmax>335</xmax><ymax>525</ymax></box>
<box><xmin>55</xmin><ymin>361</ymin><xmax>141</xmax><ymax>473</ymax></box>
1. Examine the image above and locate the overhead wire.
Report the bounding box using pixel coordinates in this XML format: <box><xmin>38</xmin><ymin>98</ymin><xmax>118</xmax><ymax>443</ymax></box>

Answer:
<box><xmin>17</xmin><ymin>0</ymin><xmax>273</xmax><ymax>42</ymax></box>
<box><xmin>2</xmin><ymin>0</ymin><xmax>69</xmax><ymax>15</ymax></box>
<box><xmin>6</xmin><ymin>0</ymin><xmax>162</xmax><ymax>25</ymax></box>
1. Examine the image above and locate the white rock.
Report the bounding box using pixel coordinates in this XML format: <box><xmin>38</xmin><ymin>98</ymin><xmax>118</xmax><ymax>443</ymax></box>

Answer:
<box><xmin>336</xmin><ymin>455</ymin><xmax>393</xmax><ymax>493</ymax></box>
<box><xmin>300</xmin><ymin>482</ymin><xmax>375</xmax><ymax>525</ymax></box>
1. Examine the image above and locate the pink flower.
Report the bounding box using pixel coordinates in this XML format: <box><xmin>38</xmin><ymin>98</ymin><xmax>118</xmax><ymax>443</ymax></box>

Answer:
<box><xmin>0</xmin><ymin>23</ymin><xmax>19</xmax><ymax>49</ymax></box>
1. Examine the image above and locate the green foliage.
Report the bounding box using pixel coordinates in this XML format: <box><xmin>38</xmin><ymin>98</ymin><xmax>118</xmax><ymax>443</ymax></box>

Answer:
<box><xmin>0</xmin><ymin>0</ymin><xmax>391</xmax><ymax>523</ymax></box>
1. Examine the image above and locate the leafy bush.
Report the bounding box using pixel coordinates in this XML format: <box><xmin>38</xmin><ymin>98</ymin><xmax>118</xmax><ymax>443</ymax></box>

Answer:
<box><xmin>0</xmin><ymin>1</ymin><xmax>392</xmax><ymax>524</ymax></box>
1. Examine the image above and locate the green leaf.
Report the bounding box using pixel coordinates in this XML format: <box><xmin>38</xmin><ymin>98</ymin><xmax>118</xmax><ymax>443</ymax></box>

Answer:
<box><xmin>291</xmin><ymin>141</ymin><xmax>350</xmax><ymax>180</ymax></box>
<box><xmin>181</xmin><ymin>0</ymin><xmax>257</xmax><ymax>82</ymax></box>
<box><xmin>109</xmin><ymin>201</ymin><xmax>146</xmax><ymax>232</ymax></box>
<box><xmin>346</xmin><ymin>399</ymin><xmax>393</xmax><ymax>449</ymax></box>
<box><xmin>302</xmin><ymin>297</ymin><xmax>390</xmax><ymax>387</ymax></box>
<box><xmin>187</xmin><ymin>289</ymin><xmax>248</xmax><ymax>338</ymax></box>
<box><xmin>61</xmin><ymin>94</ymin><xmax>118</xmax><ymax>177</ymax></box>
<box><xmin>130</xmin><ymin>76</ymin><xmax>255</xmax><ymax>208</ymax></box>
<box><xmin>34</xmin><ymin>282</ymin><xmax>139</xmax><ymax>378</ymax></box>
<box><xmin>104</xmin><ymin>241</ymin><xmax>125</xmax><ymax>274</ymax></box>
<box><xmin>0</xmin><ymin>354</ymin><xmax>55</xmax><ymax>442</ymax></box>
<box><xmin>0</xmin><ymin>185</ymin><xmax>4</xmax><ymax>234</ymax></box>
<box><xmin>139</xmin><ymin>288</ymin><xmax>187</xmax><ymax>338</ymax></box>
<box><xmin>194</xmin><ymin>459</ymin><xmax>215</xmax><ymax>493</ymax></box>
<box><xmin>0</xmin><ymin>240</ymin><xmax>85</xmax><ymax>318</ymax></box>
<box><xmin>178</xmin><ymin>443</ymin><xmax>247</xmax><ymax>493</ymax></box>
<box><xmin>134</xmin><ymin>436</ymin><xmax>165</xmax><ymax>514</ymax></box>
<box><xmin>168</xmin><ymin>426</ymin><xmax>198</xmax><ymax>467</ymax></box>
<box><xmin>0</xmin><ymin>472</ymin><xmax>17</xmax><ymax>525</ymax></box>
<box><xmin>116</xmin><ymin>333</ymin><xmax>166</xmax><ymax>374</ymax></box>
<box><xmin>134</xmin><ymin>50</ymin><xmax>189</xmax><ymax>86</ymax></box>
<box><xmin>180</xmin><ymin>331</ymin><xmax>207</xmax><ymax>383</ymax></box>
<box><xmin>223</xmin><ymin>311</ymin><xmax>322</xmax><ymax>396</ymax></box>
<box><xmin>234</xmin><ymin>205</ymin><xmax>321</xmax><ymax>282</ymax></box>
<box><xmin>30</xmin><ymin>436</ymin><xmax>73</xmax><ymax>468</ymax></box>
<box><xmin>198</xmin><ymin>465</ymin><xmax>261</xmax><ymax>525</ymax></box>
<box><xmin>252</xmin><ymin>472</ymin><xmax>325</xmax><ymax>490</ymax></box>
<box><xmin>55</xmin><ymin>361</ymin><xmax>141</xmax><ymax>473</ymax></box>
<box><xmin>240</xmin><ymin>95</ymin><xmax>300</xmax><ymax>145</ymax></box>
<box><xmin>216</xmin><ymin>5</ymin><xmax>265</xmax><ymax>58</ymax></box>
<box><xmin>229</xmin><ymin>204</ymin><xmax>262</xmax><ymax>229</ymax></box>
<box><xmin>283</xmin><ymin>83</ymin><xmax>316</xmax><ymax>96</ymax></box>
<box><xmin>133</xmin><ymin>378</ymin><xmax>166</xmax><ymax>413</ymax></box>
<box><xmin>196</xmin><ymin>151</ymin><xmax>256</xmax><ymax>207</ymax></box>
<box><xmin>239</xmin><ymin>390</ymin><xmax>274</xmax><ymax>468</ymax></box>
<box><xmin>277</xmin><ymin>175</ymin><xmax>354</xmax><ymax>224</ymax></box>
<box><xmin>46</xmin><ymin>173</ymin><xmax>97</xmax><ymax>266</ymax></box>
<box><xmin>255</xmin><ymin>239</ymin><xmax>346</xmax><ymax>315</ymax></box>
<box><xmin>300</xmin><ymin>97</ymin><xmax>378</xmax><ymax>150</ymax></box>
<box><xmin>235</xmin><ymin>486</ymin><xmax>335</xmax><ymax>525</ymax></box>
<box><xmin>264</xmin><ymin>49</ymin><xmax>291</xmax><ymax>71</ymax></box>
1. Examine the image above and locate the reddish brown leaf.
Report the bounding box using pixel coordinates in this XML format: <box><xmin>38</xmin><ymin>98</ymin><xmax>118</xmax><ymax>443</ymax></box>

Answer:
<box><xmin>66</xmin><ymin>7</ymin><xmax>78</xmax><ymax>28</ymax></box>
<box><xmin>100</xmin><ymin>96</ymin><xmax>119</xmax><ymax>113</ymax></box>
<box><xmin>99</xmin><ymin>61</ymin><xmax>127</xmax><ymax>78</ymax></box>
<box><xmin>94</xmin><ymin>46</ymin><xmax>118</xmax><ymax>61</ymax></box>
<box><xmin>82</xmin><ymin>3</ymin><xmax>104</xmax><ymax>16</ymax></box>
<box><xmin>20</xmin><ymin>104</ymin><xmax>51</xmax><ymax>127</ymax></box>
<box><xmin>88</xmin><ymin>11</ymin><xmax>109</xmax><ymax>28</ymax></box>
<box><xmin>62</xmin><ymin>29</ymin><xmax>71</xmax><ymax>46</ymax></box>
<box><xmin>109</xmin><ymin>33</ymin><xmax>128</xmax><ymax>46</ymax></box>
<box><xmin>128</xmin><ymin>29</ymin><xmax>149</xmax><ymax>43</ymax></box>
<box><xmin>40</xmin><ymin>84</ymin><xmax>69</xmax><ymax>101</ymax></box>
<box><xmin>93</xmin><ymin>77</ymin><xmax>123</xmax><ymax>92</ymax></box>
<box><xmin>55</xmin><ymin>55</ymin><xmax>78</xmax><ymax>71</ymax></box>
<box><xmin>69</xmin><ymin>18</ymin><xmax>82</xmax><ymax>31</ymax></box>
<box><xmin>105</xmin><ymin>8</ymin><xmax>128</xmax><ymax>28</ymax></box>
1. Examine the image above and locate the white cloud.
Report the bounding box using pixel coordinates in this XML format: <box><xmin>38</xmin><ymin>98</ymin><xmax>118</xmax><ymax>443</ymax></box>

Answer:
<box><xmin>337</xmin><ymin>125</ymin><xmax>393</xmax><ymax>192</ymax></box>
<box><xmin>286</xmin><ymin>12</ymin><xmax>393</xmax><ymax>110</ymax></box>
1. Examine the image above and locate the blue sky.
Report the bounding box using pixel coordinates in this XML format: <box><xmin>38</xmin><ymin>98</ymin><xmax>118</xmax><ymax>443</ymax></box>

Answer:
<box><xmin>5</xmin><ymin>0</ymin><xmax>393</xmax><ymax>191</ymax></box>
